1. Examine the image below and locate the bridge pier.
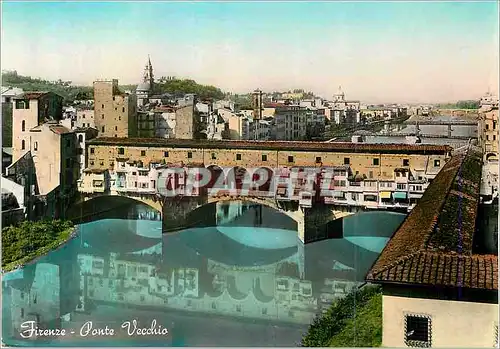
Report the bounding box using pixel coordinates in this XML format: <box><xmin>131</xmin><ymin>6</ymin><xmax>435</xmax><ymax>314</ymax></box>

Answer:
<box><xmin>159</xmin><ymin>196</ymin><xmax>361</xmax><ymax>246</ymax></box>
<box><xmin>448</xmin><ymin>124</ymin><xmax>452</xmax><ymax>138</ymax></box>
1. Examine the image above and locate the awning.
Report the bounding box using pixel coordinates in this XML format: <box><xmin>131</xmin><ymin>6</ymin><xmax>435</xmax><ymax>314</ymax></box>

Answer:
<box><xmin>393</xmin><ymin>192</ymin><xmax>408</xmax><ymax>200</ymax></box>
<box><xmin>380</xmin><ymin>191</ymin><xmax>392</xmax><ymax>199</ymax></box>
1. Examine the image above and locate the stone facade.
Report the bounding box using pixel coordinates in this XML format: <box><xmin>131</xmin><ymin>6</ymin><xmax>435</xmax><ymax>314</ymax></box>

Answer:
<box><xmin>86</xmin><ymin>141</ymin><xmax>449</xmax><ymax>183</ymax></box>
<box><xmin>93</xmin><ymin>80</ymin><xmax>137</xmax><ymax>138</ymax></box>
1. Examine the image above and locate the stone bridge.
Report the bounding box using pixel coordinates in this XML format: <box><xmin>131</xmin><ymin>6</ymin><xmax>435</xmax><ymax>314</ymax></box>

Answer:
<box><xmin>75</xmin><ymin>191</ymin><xmax>362</xmax><ymax>244</ymax></box>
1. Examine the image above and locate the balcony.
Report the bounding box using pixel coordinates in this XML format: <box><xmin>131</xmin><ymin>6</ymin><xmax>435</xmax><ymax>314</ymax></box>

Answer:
<box><xmin>348</xmin><ymin>182</ymin><xmax>364</xmax><ymax>192</ymax></box>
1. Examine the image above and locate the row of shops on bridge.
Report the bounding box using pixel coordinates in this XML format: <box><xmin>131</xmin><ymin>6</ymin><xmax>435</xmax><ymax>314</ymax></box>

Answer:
<box><xmin>78</xmin><ymin>158</ymin><xmax>431</xmax><ymax>212</ymax></box>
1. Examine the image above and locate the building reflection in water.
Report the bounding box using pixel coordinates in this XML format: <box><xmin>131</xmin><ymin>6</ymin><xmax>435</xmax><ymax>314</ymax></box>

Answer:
<box><xmin>2</xmin><ymin>201</ymin><xmax>405</xmax><ymax>347</ymax></box>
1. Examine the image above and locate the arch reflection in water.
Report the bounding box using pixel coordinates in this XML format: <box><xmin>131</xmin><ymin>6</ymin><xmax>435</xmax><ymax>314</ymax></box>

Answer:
<box><xmin>2</xmin><ymin>201</ymin><xmax>406</xmax><ymax>347</ymax></box>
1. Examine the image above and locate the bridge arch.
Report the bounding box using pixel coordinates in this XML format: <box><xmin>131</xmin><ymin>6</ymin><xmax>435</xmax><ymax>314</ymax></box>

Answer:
<box><xmin>202</xmin><ymin>196</ymin><xmax>301</xmax><ymax>229</ymax></box>
<box><xmin>70</xmin><ymin>193</ymin><xmax>163</xmax><ymax>222</ymax></box>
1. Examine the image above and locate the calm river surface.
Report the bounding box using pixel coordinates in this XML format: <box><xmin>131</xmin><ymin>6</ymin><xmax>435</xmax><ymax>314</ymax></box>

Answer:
<box><xmin>2</xmin><ymin>201</ymin><xmax>406</xmax><ymax>347</ymax></box>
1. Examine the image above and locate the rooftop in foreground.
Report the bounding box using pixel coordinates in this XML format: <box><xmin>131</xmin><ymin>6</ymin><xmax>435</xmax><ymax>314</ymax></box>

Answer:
<box><xmin>366</xmin><ymin>146</ymin><xmax>497</xmax><ymax>290</ymax></box>
<box><xmin>87</xmin><ymin>137</ymin><xmax>453</xmax><ymax>154</ymax></box>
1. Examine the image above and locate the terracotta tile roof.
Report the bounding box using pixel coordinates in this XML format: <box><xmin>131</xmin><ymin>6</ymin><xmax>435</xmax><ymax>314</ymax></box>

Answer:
<box><xmin>88</xmin><ymin>137</ymin><xmax>452</xmax><ymax>155</ymax></box>
<box><xmin>366</xmin><ymin>147</ymin><xmax>498</xmax><ymax>290</ymax></box>
<box><xmin>49</xmin><ymin>125</ymin><xmax>72</xmax><ymax>135</ymax></box>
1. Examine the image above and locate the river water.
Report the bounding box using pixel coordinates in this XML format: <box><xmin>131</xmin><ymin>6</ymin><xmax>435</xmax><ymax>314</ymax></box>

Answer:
<box><xmin>2</xmin><ymin>201</ymin><xmax>406</xmax><ymax>347</ymax></box>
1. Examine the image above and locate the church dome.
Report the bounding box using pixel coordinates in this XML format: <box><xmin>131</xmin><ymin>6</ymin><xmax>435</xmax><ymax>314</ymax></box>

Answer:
<box><xmin>137</xmin><ymin>82</ymin><xmax>151</xmax><ymax>92</ymax></box>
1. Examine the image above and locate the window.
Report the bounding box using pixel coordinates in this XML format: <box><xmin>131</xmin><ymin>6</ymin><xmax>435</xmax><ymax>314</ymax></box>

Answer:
<box><xmin>101</xmin><ymin>104</ymin><xmax>104</xmax><ymax>108</ymax></box>
<box><xmin>397</xmin><ymin>183</ymin><xmax>407</xmax><ymax>190</ymax></box>
<box><xmin>211</xmin><ymin>152</ymin><xmax>216</xmax><ymax>160</ymax></box>
<box><xmin>101</xmin><ymin>126</ymin><xmax>105</xmax><ymax>132</ymax></box>
<box><xmin>236</xmin><ymin>153</ymin><xmax>241</xmax><ymax>160</ymax></box>
<box><xmin>486</xmin><ymin>124</ymin><xmax>490</xmax><ymax>130</ymax></box>
<box><xmin>262</xmin><ymin>154</ymin><xmax>267</xmax><ymax>161</ymax></box>
<box><xmin>15</xmin><ymin>100</ymin><xmax>28</xmax><ymax>109</ymax></box>
<box><xmin>78</xmin><ymin>135</ymin><xmax>83</xmax><ymax>143</ymax></box>
<box><xmin>486</xmin><ymin>135</ymin><xmax>489</xmax><ymax>140</ymax></box>
<box><xmin>21</xmin><ymin>120</ymin><xmax>25</xmax><ymax>132</ymax></box>
<box><xmin>122</xmin><ymin>107</ymin><xmax>125</xmax><ymax>113</ymax></box>
<box><xmin>90</xmin><ymin>148</ymin><xmax>95</xmax><ymax>154</ymax></box>
<box><xmin>118</xmin><ymin>147</ymin><xmax>124</xmax><ymax>155</ymax></box>
<box><xmin>21</xmin><ymin>139</ymin><xmax>25</xmax><ymax>150</ymax></box>
<box><xmin>34</xmin><ymin>142</ymin><xmax>38</xmax><ymax>151</ymax></box>
<box><xmin>21</xmin><ymin>308</ymin><xmax>24</xmax><ymax>318</ymax></box>
<box><xmin>90</xmin><ymin>161</ymin><xmax>94</xmax><ymax>166</ymax></box>
<box><xmin>141</xmin><ymin>150</ymin><xmax>146</xmax><ymax>156</ymax></box>
<box><xmin>236</xmin><ymin>305</ymin><xmax>241</xmax><ymax>312</ymax></box>
<box><xmin>433</xmin><ymin>160</ymin><xmax>440</xmax><ymax>167</ymax></box>
<box><xmin>344</xmin><ymin>157</ymin><xmax>350</xmax><ymax>165</ymax></box>
<box><xmin>187</xmin><ymin>152</ymin><xmax>193</xmax><ymax>159</ymax></box>
<box><xmin>405</xmin><ymin>314</ymin><xmax>431</xmax><ymax>347</ymax></box>
<box><xmin>82</xmin><ymin>114</ymin><xmax>86</xmax><ymax>119</ymax></box>
<box><xmin>288</xmin><ymin>156</ymin><xmax>294</xmax><ymax>163</ymax></box>
<box><xmin>369</xmin><ymin>171</ymin><xmax>373</xmax><ymax>179</ymax></box>
<box><xmin>316</xmin><ymin>156</ymin><xmax>322</xmax><ymax>163</ymax></box>
<box><xmin>494</xmin><ymin>135</ymin><xmax>497</xmax><ymax>141</ymax></box>
<box><xmin>164</xmin><ymin>151</ymin><xmax>169</xmax><ymax>157</ymax></box>
<box><xmin>212</xmin><ymin>302</ymin><xmax>216</xmax><ymax>309</ymax></box>
<box><xmin>102</xmin><ymin>114</ymin><xmax>104</xmax><ymax>119</ymax></box>
<box><xmin>115</xmin><ymin>126</ymin><xmax>118</xmax><ymax>131</ymax></box>
<box><xmin>373</xmin><ymin>158</ymin><xmax>379</xmax><ymax>166</ymax></box>
<box><xmin>403</xmin><ymin>159</ymin><xmax>409</xmax><ymax>166</ymax></box>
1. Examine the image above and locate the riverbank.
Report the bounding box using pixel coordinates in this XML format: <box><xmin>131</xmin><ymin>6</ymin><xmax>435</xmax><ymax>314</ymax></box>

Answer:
<box><xmin>1</xmin><ymin>219</ymin><xmax>77</xmax><ymax>273</ymax></box>
<box><xmin>301</xmin><ymin>285</ymin><xmax>382</xmax><ymax>347</ymax></box>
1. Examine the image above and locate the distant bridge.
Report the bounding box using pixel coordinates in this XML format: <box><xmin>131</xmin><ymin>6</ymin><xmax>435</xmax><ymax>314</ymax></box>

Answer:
<box><xmin>354</xmin><ymin>133</ymin><xmax>475</xmax><ymax>140</ymax></box>
<box><xmin>404</xmin><ymin>120</ymin><xmax>477</xmax><ymax>126</ymax></box>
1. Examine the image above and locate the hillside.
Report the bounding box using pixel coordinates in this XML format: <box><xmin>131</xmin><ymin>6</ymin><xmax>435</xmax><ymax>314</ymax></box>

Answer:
<box><xmin>1</xmin><ymin>71</ymin><xmax>226</xmax><ymax>102</ymax></box>
<box><xmin>2</xmin><ymin>70</ymin><xmax>93</xmax><ymax>104</ymax></box>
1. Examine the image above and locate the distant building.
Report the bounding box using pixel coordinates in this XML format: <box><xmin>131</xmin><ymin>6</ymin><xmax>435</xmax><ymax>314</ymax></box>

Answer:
<box><xmin>175</xmin><ymin>104</ymin><xmax>196</xmax><ymax>139</ymax></box>
<box><xmin>11</xmin><ymin>92</ymin><xmax>64</xmax><ymax>163</ymax></box>
<box><xmin>136</xmin><ymin>56</ymin><xmax>155</xmax><ymax>108</ymax></box>
<box><xmin>1</xmin><ymin>86</ymin><xmax>23</xmax><ymax>103</ymax></box>
<box><xmin>6</xmin><ymin>119</ymin><xmax>79</xmax><ymax>220</ymax></box>
<box><xmin>75</xmin><ymin>127</ymin><xmax>98</xmax><ymax>180</ymax></box>
<box><xmin>93</xmin><ymin>79</ymin><xmax>137</xmax><ymax>138</ymax></box>
<box><xmin>478</xmin><ymin>109</ymin><xmax>499</xmax><ymax>199</ymax></box>
<box><xmin>327</xmin><ymin>86</ymin><xmax>361</xmax><ymax>126</ymax></box>
<box><xmin>252</xmin><ymin>89</ymin><xmax>264</xmax><ymax>120</ymax></box>
<box><xmin>75</xmin><ymin>109</ymin><xmax>95</xmax><ymax>129</ymax></box>
<box><xmin>480</xmin><ymin>91</ymin><xmax>499</xmax><ymax>112</ymax></box>
<box><xmin>274</xmin><ymin>104</ymin><xmax>307</xmax><ymax>141</ymax></box>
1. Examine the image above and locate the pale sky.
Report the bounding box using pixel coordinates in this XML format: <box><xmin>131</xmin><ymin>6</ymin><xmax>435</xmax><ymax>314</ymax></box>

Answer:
<box><xmin>1</xmin><ymin>1</ymin><xmax>499</xmax><ymax>103</ymax></box>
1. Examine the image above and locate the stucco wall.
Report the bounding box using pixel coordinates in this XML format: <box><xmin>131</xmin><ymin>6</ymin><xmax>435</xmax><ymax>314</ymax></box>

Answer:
<box><xmin>382</xmin><ymin>295</ymin><xmax>498</xmax><ymax>348</ymax></box>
